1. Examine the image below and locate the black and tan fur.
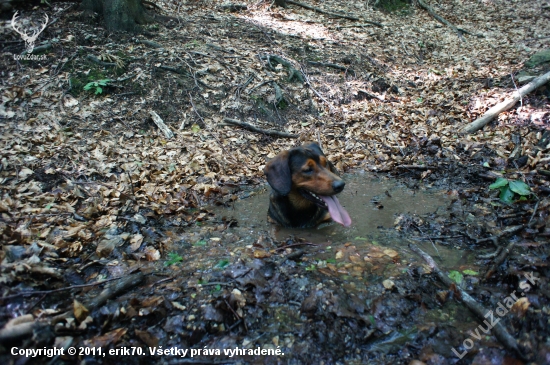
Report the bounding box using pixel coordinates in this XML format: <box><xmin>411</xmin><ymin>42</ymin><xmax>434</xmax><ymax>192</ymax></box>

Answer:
<box><xmin>263</xmin><ymin>142</ymin><xmax>345</xmax><ymax>228</ymax></box>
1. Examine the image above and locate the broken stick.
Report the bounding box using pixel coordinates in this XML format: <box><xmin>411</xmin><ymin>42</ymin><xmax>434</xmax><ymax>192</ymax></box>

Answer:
<box><xmin>409</xmin><ymin>244</ymin><xmax>527</xmax><ymax>361</ymax></box>
<box><xmin>463</xmin><ymin>70</ymin><xmax>550</xmax><ymax>133</ymax></box>
<box><xmin>149</xmin><ymin>110</ymin><xmax>175</xmax><ymax>139</ymax></box>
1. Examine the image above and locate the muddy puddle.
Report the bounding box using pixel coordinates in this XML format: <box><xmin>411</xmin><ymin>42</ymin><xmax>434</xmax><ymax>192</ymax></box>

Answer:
<box><xmin>213</xmin><ymin>172</ymin><xmax>472</xmax><ymax>273</ymax></box>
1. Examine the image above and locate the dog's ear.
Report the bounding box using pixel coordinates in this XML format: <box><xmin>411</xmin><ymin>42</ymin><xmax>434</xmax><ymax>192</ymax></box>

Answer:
<box><xmin>304</xmin><ymin>142</ymin><xmax>324</xmax><ymax>156</ymax></box>
<box><xmin>264</xmin><ymin>150</ymin><xmax>292</xmax><ymax>196</ymax></box>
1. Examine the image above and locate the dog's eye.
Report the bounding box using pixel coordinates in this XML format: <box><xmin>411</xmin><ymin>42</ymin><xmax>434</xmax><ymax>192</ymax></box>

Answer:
<box><xmin>303</xmin><ymin>166</ymin><xmax>313</xmax><ymax>173</ymax></box>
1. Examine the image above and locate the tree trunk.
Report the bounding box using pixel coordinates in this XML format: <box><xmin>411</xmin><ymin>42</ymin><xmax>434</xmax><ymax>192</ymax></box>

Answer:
<box><xmin>81</xmin><ymin>0</ymin><xmax>153</xmax><ymax>32</ymax></box>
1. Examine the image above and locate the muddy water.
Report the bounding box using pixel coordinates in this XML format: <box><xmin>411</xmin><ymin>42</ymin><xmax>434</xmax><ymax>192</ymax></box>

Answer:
<box><xmin>216</xmin><ymin>172</ymin><xmax>470</xmax><ymax>271</ymax></box>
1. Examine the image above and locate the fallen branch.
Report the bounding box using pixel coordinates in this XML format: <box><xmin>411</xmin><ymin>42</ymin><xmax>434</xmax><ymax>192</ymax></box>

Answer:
<box><xmin>417</xmin><ymin>0</ymin><xmax>482</xmax><ymax>38</ymax></box>
<box><xmin>149</xmin><ymin>111</ymin><xmax>175</xmax><ymax>139</ymax></box>
<box><xmin>409</xmin><ymin>244</ymin><xmax>528</xmax><ymax>361</ymax></box>
<box><xmin>463</xmin><ymin>71</ymin><xmax>550</xmax><ymax>133</ymax></box>
<box><xmin>222</xmin><ymin>118</ymin><xmax>298</xmax><ymax>138</ymax></box>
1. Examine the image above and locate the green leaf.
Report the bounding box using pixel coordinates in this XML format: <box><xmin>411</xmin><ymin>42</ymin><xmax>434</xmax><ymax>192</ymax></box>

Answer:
<box><xmin>191</xmin><ymin>124</ymin><xmax>201</xmax><ymax>133</ymax></box>
<box><xmin>83</xmin><ymin>83</ymin><xmax>93</xmax><ymax>90</ymax></box>
<box><xmin>98</xmin><ymin>79</ymin><xmax>110</xmax><ymax>86</ymax></box>
<box><xmin>95</xmin><ymin>86</ymin><xmax>103</xmax><ymax>94</ymax></box>
<box><xmin>214</xmin><ymin>284</ymin><xmax>221</xmax><ymax>291</ymax></box>
<box><xmin>499</xmin><ymin>186</ymin><xmax>515</xmax><ymax>204</ymax></box>
<box><xmin>462</xmin><ymin>269</ymin><xmax>478</xmax><ymax>276</ymax></box>
<box><xmin>416</xmin><ymin>98</ymin><xmax>423</xmax><ymax>103</ymax></box>
<box><xmin>305</xmin><ymin>264</ymin><xmax>316</xmax><ymax>271</ymax></box>
<box><xmin>215</xmin><ymin>259</ymin><xmax>230</xmax><ymax>269</ymax></box>
<box><xmin>368</xmin><ymin>315</ymin><xmax>376</xmax><ymax>325</ymax></box>
<box><xmin>194</xmin><ymin>240</ymin><xmax>207</xmax><ymax>246</ymax></box>
<box><xmin>354</xmin><ymin>236</ymin><xmax>368</xmax><ymax>241</ymax></box>
<box><xmin>325</xmin><ymin>259</ymin><xmax>337</xmax><ymax>264</ymax></box>
<box><xmin>509</xmin><ymin>180</ymin><xmax>530</xmax><ymax>196</ymax></box>
<box><xmin>448</xmin><ymin>270</ymin><xmax>464</xmax><ymax>284</ymax></box>
<box><xmin>489</xmin><ymin>178</ymin><xmax>508</xmax><ymax>190</ymax></box>
<box><xmin>164</xmin><ymin>252</ymin><xmax>184</xmax><ymax>266</ymax></box>
<box><xmin>482</xmin><ymin>162</ymin><xmax>490</xmax><ymax>168</ymax></box>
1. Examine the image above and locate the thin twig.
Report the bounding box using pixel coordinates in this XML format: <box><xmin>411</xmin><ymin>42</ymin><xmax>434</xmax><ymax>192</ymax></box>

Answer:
<box><xmin>275</xmin><ymin>242</ymin><xmax>319</xmax><ymax>251</ymax></box>
<box><xmin>1</xmin><ymin>276</ymin><xmax>125</xmax><ymax>300</ymax></box>
<box><xmin>527</xmin><ymin>200</ymin><xmax>540</xmax><ymax>227</ymax></box>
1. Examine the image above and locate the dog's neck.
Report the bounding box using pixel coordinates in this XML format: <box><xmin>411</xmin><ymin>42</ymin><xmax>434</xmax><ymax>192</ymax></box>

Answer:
<box><xmin>268</xmin><ymin>190</ymin><xmax>329</xmax><ymax>228</ymax></box>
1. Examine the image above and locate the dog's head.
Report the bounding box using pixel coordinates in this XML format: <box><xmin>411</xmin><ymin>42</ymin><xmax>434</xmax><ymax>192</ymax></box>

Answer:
<box><xmin>264</xmin><ymin>142</ymin><xmax>351</xmax><ymax>226</ymax></box>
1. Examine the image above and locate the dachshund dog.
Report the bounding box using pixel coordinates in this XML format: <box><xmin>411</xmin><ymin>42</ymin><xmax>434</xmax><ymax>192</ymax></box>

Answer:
<box><xmin>263</xmin><ymin>142</ymin><xmax>352</xmax><ymax>228</ymax></box>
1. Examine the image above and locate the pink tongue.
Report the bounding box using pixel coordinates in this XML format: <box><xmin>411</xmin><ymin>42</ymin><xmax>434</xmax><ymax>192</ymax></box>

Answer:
<box><xmin>320</xmin><ymin>195</ymin><xmax>352</xmax><ymax>227</ymax></box>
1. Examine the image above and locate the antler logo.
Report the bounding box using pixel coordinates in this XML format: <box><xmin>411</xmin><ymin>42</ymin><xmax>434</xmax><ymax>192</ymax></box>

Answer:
<box><xmin>11</xmin><ymin>11</ymin><xmax>49</xmax><ymax>53</ymax></box>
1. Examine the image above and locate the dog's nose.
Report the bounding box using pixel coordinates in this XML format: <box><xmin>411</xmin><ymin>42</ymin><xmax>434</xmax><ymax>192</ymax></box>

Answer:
<box><xmin>332</xmin><ymin>180</ymin><xmax>345</xmax><ymax>193</ymax></box>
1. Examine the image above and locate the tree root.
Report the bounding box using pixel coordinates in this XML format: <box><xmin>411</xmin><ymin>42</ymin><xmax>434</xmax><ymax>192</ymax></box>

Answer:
<box><xmin>261</xmin><ymin>54</ymin><xmax>304</xmax><ymax>83</ymax></box>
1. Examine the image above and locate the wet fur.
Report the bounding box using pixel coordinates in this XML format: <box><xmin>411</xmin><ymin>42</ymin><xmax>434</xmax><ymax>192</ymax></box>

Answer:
<box><xmin>263</xmin><ymin>142</ymin><xmax>344</xmax><ymax>228</ymax></box>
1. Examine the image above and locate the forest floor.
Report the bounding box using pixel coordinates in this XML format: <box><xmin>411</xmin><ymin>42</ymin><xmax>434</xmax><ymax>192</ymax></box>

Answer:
<box><xmin>0</xmin><ymin>0</ymin><xmax>549</xmax><ymax>364</ymax></box>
